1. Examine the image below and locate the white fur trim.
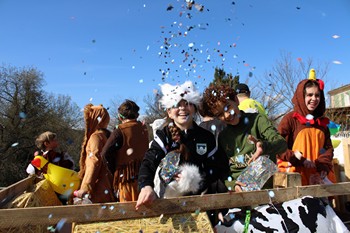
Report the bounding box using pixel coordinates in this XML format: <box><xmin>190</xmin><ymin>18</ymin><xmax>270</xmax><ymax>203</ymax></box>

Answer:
<box><xmin>163</xmin><ymin>164</ymin><xmax>202</xmax><ymax>198</ymax></box>
<box><xmin>159</xmin><ymin>81</ymin><xmax>202</xmax><ymax>109</ymax></box>
<box><xmin>150</xmin><ymin>118</ymin><xmax>167</xmax><ymax>136</ymax></box>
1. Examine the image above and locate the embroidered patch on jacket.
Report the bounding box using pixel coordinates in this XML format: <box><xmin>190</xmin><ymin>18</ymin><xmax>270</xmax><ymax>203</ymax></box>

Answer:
<box><xmin>196</xmin><ymin>143</ymin><xmax>207</xmax><ymax>155</ymax></box>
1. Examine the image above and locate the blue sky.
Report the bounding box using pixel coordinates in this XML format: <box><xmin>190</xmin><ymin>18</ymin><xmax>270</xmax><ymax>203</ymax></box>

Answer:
<box><xmin>0</xmin><ymin>0</ymin><xmax>349</xmax><ymax>114</ymax></box>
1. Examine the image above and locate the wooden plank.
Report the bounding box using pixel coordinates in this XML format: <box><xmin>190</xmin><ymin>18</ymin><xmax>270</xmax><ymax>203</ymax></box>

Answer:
<box><xmin>273</xmin><ymin>172</ymin><xmax>302</xmax><ymax>188</ymax></box>
<box><xmin>0</xmin><ymin>175</ymin><xmax>35</xmax><ymax>208</ymax></box>
<box><xmin>1</xmin><ymin>182</ymin><xmax>350</xmax><ymax>228</ymax></box>
<box><xmin>342</xmin><ymin>138</ymin><xmax>350</xmax><ymax>181</ymax></box>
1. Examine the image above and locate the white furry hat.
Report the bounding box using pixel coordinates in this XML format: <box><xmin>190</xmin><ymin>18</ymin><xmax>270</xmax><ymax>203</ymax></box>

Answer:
<box><xmin>159</xmin><ymin>80</ymin><xmax>202</xmax><ymax>109</ymax></box>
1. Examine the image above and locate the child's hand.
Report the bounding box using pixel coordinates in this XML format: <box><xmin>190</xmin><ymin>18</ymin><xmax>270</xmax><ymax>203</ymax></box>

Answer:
<box><xmin>174</xmin><ymin>172</ymin><xmax>182</xmax><ymax>182</ymax></box>
<box><xmin>234</xmin><ymin>181</ymin><xmax>246</xmax><ymax>192</ymax></box>
<box><xmin>303</xmin><ymin>159</ymin><xmax>316</xmax><ymax>169</ymax></box>
<box><xmin>247</xmin><ymin>135</ymin><xmax>263</xmax><ymax>164</ymax></box>
<box><xmin>319</xmin><ymin>170</ymin><xmax>327</xmax><ymax>179</ymax></box>
<box><xmin>74</xmin><ymin>189</ymin><xmax>88</xmax><ymax>198</ymax></box>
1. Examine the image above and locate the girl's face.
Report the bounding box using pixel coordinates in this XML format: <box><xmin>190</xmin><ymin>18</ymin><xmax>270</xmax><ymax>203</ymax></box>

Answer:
<box><xmin>216</xmin><ymin>99</ymin><xmax>240</xmax><ymax>125</ymax></box>
<box><xmin>167</xmin><ymin>100</ymin><xmax>195</xmax><ymax>130</ymax></box>
<box><xmin>304</xmin><ymin>86</ymin><xmax>320</xmax><ymax>112</ymax></box>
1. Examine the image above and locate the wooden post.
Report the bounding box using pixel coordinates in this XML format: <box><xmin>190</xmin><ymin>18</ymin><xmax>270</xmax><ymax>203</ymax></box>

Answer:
<box><xmin>343</xmin><ymin>138</ymin><xmax>350</xmax><ymax>181</ymax></box>
<box><xmin>273</xmin><ymin>172</ymin><xmax>302</xmax><ymax>188</ymax></box>
<box><xmin>341</xmin><ymin>137</ymin><xmax>350</xmax><ymax>214</ymax></box>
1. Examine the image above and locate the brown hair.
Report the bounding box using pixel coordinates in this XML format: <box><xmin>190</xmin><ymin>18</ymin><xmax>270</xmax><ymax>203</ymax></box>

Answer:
<box><xmin>202</xmin><ymin>84</ymin><xmax>238</xmax><ymax>117</ymax></box>
<box><xmin>304</xmin><ymin>80</ymin><xmax>320</xmax><ymax>95</ymax></box>
<box><xmin>118</xmin><ymin>99</ymin><xmax>140</xmax><ymax>120</ymax></box>
<box><xmin>35</xmin><ymin>131</ymin><xmax>57</xmax><ymax>150</ymax></box>
<box><xmin>167</xmin><ymin>121</ymin><xmax>191</xmax><ymax>161</ymax></box>
<box><xmin>198</xmin><ymin>100</ymin><xmax>215</xmax><ymax>118</ymax></box>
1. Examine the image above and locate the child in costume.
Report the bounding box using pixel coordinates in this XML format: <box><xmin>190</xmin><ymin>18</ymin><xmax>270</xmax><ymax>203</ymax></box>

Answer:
<box><xmin>136</xmin><ymin>81</ymin><xmax>229</xmax><ymax>210</ymax></box>
<box><xmin>101</xmin><ymin>100</ymin><xmax>149</xmax><ymax>202</ymax></box>
<box><xmin>27</xmin><ymin>131</ymin><xmax>76</xmax><ymax>204</ymax></box>
<box><xmin>75</xmin><ymin>104</ymin><xmax>116</xmax><ymax>203</ymax></box>
<box><xmin>277</xmin><ymin>69</ymin><xmax>336</xmax><ymax>185</ymax></box>
<box><xmin>202</xmin><ymin>84</ymin><xmax>287</xmax><ymax>192</ymax></box>
<box><xmin>27</xmin><ymin>131</ymin><xmax>75</xmax><ymax>175</ymax></box>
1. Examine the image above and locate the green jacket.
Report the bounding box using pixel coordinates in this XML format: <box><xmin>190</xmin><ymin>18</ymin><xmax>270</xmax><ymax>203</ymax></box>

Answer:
<box><xmin>218</xmin><ymin>111</ymin><xmax>287</xmax><ymax>189</ymax></box>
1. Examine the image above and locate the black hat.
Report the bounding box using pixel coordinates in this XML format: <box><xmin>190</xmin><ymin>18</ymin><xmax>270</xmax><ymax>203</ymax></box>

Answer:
<box><xmin>235</xmin><ymin>83</ymin><xmax>250</xmax><ymax>94</ymax></box>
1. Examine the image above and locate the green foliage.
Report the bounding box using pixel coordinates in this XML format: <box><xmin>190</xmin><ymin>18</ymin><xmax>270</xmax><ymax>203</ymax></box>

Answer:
<box><xmin>209</xmin><ymin>67</ymin><xmax>240</xmax><ymax>88</ymax></box>
<box><xmin>0</xmin><ymin>65</ymin><xmax>83</xmax><ymax>187</ymax></box>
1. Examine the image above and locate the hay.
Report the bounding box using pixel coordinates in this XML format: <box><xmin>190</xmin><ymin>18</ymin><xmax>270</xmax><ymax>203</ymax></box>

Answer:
<box><xmin>1</xmin><ymin>178</ymin><xmax>63</xmax><ymax>233</ymax></box>
<box><xmin>73</xmin><ymin>212</ymin><xmax>214</xmax><ymax>233</ymax></box>
<box><xmin>6</xmin><ymin>178</ymin><xmax>62</xmax><ymax>208</ymax></box>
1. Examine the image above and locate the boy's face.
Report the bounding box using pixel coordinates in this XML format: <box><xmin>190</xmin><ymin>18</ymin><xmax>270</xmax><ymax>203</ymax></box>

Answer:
<box><xmin>216</xmin><ymin>99</ymin><xmax>240</xmax><ymax>125</ymax></box>
<box><xmin>44</xmin><ymin>138</ymin><xmax>58</xmax><ymax>151</ymax></box>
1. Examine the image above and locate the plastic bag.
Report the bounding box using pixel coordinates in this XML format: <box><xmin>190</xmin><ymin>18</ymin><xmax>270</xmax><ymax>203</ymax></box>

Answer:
<box><xmin>236</xmin><ymin>155</ymin><xmax>277</xmax><ymax>191</ymax></box>
<box><xmin>159</xmin><ymin>151</ymin><xmax>181</xmax><ymax>184</ymax></box>
<box><xmin>73</xmin><ymin>197</ymin><xmax>92</xmax><ymax>205</ymax></box>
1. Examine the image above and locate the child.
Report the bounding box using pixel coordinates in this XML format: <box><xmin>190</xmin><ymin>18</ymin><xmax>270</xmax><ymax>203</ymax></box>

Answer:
<box><xmin>136</xmin><ymin>81</ymin><xmax>229</xmax><ymax>210</ymax></box>
<box><xmin>101</xmin><ymin>99</ymin><xmax>149</xmax><ymax>202</ymax></box>
<box><xmin>27</xmin><ymin>131</ymin><xmax>75</xmax><ymax>204</ymax></box>
<box><xmin>75</xmin><ymin>104</ymin><xmax>116</xmax><ymax>203</ymax></box>
<box><xmin>27</xmin><ymin>131</ymin><xmax>74</xmax><ymax>175</ymax></box>
<box><xmin>277</xmin><ymin>69</ymin><xmax>336</xmax><ymax>186</ymax></box>
<box><xmin>198</xmin><ymin>99</ymin><xmax>227</xmax><ymax>145</ymax></box>
<box><xmin>202</xmin><ymin>84</ymin><xmax>287</xmax><ymax>192</ymax></box>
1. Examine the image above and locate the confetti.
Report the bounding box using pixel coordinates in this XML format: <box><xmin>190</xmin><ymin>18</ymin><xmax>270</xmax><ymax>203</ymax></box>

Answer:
<box><xmin>126</xmin><ymin>148</ymin><xmax>134</xmax><ymax>155</ymax></box>
<box><xmin>19</xmin><ymin>112</ymin><xmax>27</xmax><ymax>119</ymax></box>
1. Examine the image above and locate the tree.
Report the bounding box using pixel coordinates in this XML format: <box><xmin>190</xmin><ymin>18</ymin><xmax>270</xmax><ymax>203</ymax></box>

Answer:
<box><xmin>0</xmin><ymin>66</ymin><xmax>48</xmax><ymax>185</ymax></box>
<box><xmin>44</xmin><ymin>94</ymin><xmax>83</xmax><ymax>166</ymax></box>
<box><xmin>142</xmin><ymin>92</ymin><xmax>167</xmax><ymax>140</ymax></box>
<box><xmin>210</xmin><ymin>67</ymin><xmax>240</xmax><ymax>88</ymax></box>
<box><xmin>254</xmin><ymin>52</ymin><xmax>329</xmax><ymax>124</ymax></box>
<box><xmin>0</xmin><ymin>65</ymin><xmax>83</xmax><ymax>186</ymax></box>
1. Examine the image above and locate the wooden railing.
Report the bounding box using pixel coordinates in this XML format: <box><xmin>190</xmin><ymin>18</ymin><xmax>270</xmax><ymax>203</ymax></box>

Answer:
<box><xmin>1</xmin><ymin>181</ymin><xmax>350</xmax><ymax>228</ymax></box>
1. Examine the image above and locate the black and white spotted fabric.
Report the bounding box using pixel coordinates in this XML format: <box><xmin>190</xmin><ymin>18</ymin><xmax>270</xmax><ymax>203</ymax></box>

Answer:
<box><xmin>215</xmin><ymin>196</ymin><xmax>349</xmax><ymax>233</ymax></box>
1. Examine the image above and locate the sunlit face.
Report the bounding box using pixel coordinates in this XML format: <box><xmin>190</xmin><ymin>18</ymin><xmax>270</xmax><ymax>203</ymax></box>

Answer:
<box><xmin>216</xmin><ymin>99</ymin><xmax>240</xmax><ymax>125</ymax></box>
<box><xmin>167</xmin><ymin>100</ymin><xmax>195</xmax><ymax>130</ymax></box>
<box><xmin>304</xmin><ymin>86</ymin><xmax>320</xmax><ymax>112</ymax></box>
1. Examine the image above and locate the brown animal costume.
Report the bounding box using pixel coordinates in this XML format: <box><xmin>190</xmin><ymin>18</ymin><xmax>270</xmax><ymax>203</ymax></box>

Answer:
<box><xmin>277</xmin><ymin>71</ymin><xmax>336</xmax><ymax>185</ymax></box>
<box><xmin>78</xmin><ymin>104</ymin><xmax>116</xmax><ymax>203</ymax></box>
<box><xmin>101</xmin><ymin>100</ymin><xmax>149</xmax><ymax>202</ymax></box>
